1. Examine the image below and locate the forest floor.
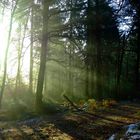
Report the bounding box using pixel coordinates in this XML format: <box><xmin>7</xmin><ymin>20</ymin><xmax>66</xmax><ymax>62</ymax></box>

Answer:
<box><xmin>0</xmin><ymin>102</ymin><xmax>140</xmax><ymax>140</ymax></box>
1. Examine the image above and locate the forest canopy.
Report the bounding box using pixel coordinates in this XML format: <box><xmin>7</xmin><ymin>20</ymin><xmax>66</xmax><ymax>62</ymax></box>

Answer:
<box><xmin>0</xmin><ymin>0</ymin><xmax>139</xmax><ymax>110</ymax></box>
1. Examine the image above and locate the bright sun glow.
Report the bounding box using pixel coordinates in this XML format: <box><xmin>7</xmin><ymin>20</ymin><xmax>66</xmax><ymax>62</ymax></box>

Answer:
<box><xmin>0</xmin><ymin>16</ymin><xmax>8</xmax><ymax>72</ymax></box>
<box><xmin>0</xmin><ymin>12</ymin><xmax>30</xmax><ymax>79</ymax></box>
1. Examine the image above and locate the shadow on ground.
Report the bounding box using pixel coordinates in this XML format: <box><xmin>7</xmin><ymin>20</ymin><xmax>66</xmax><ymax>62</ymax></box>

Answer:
<box><xmin>0</xmin><ymin>102</ymin><xmax>140</xmax><ymax>140</ymax></box>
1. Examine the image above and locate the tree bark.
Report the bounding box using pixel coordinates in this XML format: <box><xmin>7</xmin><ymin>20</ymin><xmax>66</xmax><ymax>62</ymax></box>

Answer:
<box><xmin>29</xmin><ymin>2</ymin><xmax>34</xmax><ymax>94</ymax></box>
<box><xmin>15</xmin><ymin>23</ymin><xmax>22</xmax><ymax>93</ymax></box>
<box><xmin>135</xmin><ymin>21</ymin><xmax>140</xmax><ymax>92</ymax></box>
<box><xmin>95</xmin><ymin>0</ymin><xmax>103</xmax><ymax>99</ymax></box>
<box><xmin>35</xmin><ymin>0</ymin><xmax>49</xmax><ymax>109</ymax></box>
<box><xmin>116</xmin><ymin>36</ymin><xmax>125</xmax><ymax>97</ymax></box>
<box><xmin>15</xmin><ymin>17</ymin><xmax>28</xmax><ymax>93</ymax></box>
<box><xmin>86</xmin><ymin>0</ymin><xmax>94</xmax><ymax>98</ymax></box>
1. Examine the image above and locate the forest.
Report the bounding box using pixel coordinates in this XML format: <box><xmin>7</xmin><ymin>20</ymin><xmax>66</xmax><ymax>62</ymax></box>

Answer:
<box><xmin>0</xmin><ymin>0</ymin><xmax>140</xmax><ymax>139</ymax></box>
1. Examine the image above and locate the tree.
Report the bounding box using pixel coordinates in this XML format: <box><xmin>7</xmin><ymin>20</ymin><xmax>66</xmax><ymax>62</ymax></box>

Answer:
<box><xmin>29</xmin><ymin>0</ymin><xmax>34</xmax><ymax>94</ymax></box>
<box><xmin>15</xmin><ymin>16</ymin><xmax>29</xmax><ymax>93</ymax></box>
<box><xmin>35</xmin><ymin>0</ymin><xmax>50</xmax><ymax>109</ymax></box>
<box><xmin>85</xmin><ymin>0</ymin><xmax>119</xmax><ymax>99</ymax></box>
<box><xmin>130</xmin><ymin>0</ymin><xmax>140</xmax><ymax>92</ymax></box>
<box><xmin>0</xmin><ymin>0</ymin><xmax>19</xmax><ymax>108</ymax></box>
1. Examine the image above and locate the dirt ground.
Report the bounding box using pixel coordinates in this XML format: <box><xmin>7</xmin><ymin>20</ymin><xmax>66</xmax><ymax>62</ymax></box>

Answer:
<box><xmin>0</xmin><ymin>102</ymin><xmax>140</xmax><ymax>140</ymax></box>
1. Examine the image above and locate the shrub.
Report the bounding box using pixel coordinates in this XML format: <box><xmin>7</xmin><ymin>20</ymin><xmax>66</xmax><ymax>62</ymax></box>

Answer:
<box><xmin>102</xmin><ymin>99</ymin><xmax>117</xmax><ymax>107</ymax></box>
<box><xmin>87</xmin><ymin>99</ymin><xmax>98</xmax><ymax>111</ymax></box>
<box><xmin>78</xmin><ymin>100</ymin><xmax>85</xmax><ymax>107</ymax></box>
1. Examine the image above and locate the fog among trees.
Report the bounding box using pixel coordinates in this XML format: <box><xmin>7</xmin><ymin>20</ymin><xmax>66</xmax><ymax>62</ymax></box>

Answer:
<box><xmin>0</xmin><ymin>0</ymin><xmax>139</xmax><ymax>139</ymax></box>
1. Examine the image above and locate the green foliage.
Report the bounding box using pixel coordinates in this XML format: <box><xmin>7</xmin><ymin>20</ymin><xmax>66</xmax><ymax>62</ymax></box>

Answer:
<box><xmin>87</xmin><ymin>99</ymin><xmax>98</xmax><ymax>111</ymax></box>
<box><xmin>135</xmin><ymin>111</ymin><xmax>140</xmax><ymax>117</ymax></box>
<box><xmin>77</xmin><ymin>98</ymin><xmax>118</xmax><ymax>111</ymax></box>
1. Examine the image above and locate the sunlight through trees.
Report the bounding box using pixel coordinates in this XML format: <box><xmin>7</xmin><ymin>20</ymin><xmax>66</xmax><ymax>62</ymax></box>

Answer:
<box><xmin>0</xmin><ymin>0</ymin><xmax>139</xmax><ymax>110</ymax></box>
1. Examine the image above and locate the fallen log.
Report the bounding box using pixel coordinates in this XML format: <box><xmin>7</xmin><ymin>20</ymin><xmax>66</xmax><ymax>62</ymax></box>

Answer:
<box><xmin>63</xmin><ymin>95</ymin><xmax>82</xmax><ymax>111</ymax></box>
<box><xmin>63</xmin><ymin>95</ymin><xmax>128</xmax><ymax>125</ymax></box>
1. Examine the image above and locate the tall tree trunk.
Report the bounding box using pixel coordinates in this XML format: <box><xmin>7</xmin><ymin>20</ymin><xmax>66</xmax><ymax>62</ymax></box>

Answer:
<box><xmin>135</xmin><ymin>20</ymin><xmax>140</xmax><ymax>92</ymax></box>
<box><xmin>0</xmin><ymin>7</ymin><xmax>5</xmax><ymax>71</ymax></box>
<box><xmin>35</xmin><ymin>0</ymin><xmax>49</xmax><ymax>109</ymax></box>
<box><xmin>44</xmin><ymin>71</ymin><xmax>47</xmax><ymax>95</ymax></box>
<box><xmin>0</xmin><ymin>0</ymin><xmax>19</xmax><ymax>108</ymax></box>
<box><xmin>96</xmin><ymin>30</ymin><xmax>102</xmax><ymax>99</ymax></box>
<box><xmin>130</xmin><ymin>0</ymin><xmax>140</xmax><ymax>96</ymax></box>
<box><xmin>125</xmin><ymin>53</ymin><xmax>129</xmax><ymax>81</ymax></box>
<box><xmin>85</xmin><ymin>62</ymin><xmax>89</xmax><ymax>98</ymax></box>
<box><xmin>29</xmin><ymin>1</ymin><xmax>34</xmax><ymax>94</ymax></box>
<box><xmin>116</xmin><ymin>36</ymin><xmax>125</xmax><ymax>97</ymax></box>
<box><xmin>67</xmin><ymin>0</ymin><xmax>74</xmax><ymax>98</ymax></box>
<box><xmin>95</xmin><ymin>0</ymin><xmax>102</xmax><ymax>99</ymax></box>
<box><xmin>15</xmin><ymin>24</ymin><xmax>22</xmax><ymax>94</ymax></box>
<box><xmin>68</xmin><ymin>45</ymin><xmax>73</xmax><ymax>97</ymax></box>
<box><xmin>86</xmin><ymin>0</ymin><xmax>94</xmax><ymax>98</ymax></box>
<box><xmin>15</xmin><ymin>17</ymin><xmax>28</xmax><ymax>93</ymax></box>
